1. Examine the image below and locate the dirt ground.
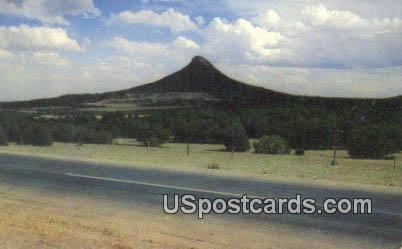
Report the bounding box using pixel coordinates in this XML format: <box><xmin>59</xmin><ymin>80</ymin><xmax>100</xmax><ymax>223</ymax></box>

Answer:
<box><xmin>0</xmin><ymin>174</ymin><xmax>393</xmax><ymax>249</ymax></box>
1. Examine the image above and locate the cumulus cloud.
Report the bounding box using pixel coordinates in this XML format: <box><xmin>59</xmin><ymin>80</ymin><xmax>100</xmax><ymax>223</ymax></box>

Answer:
<box><xmin>303</xmin><ymin>4</ymin><xmax>365</xmax><ymax>29</ymax></box>
<box><xmin>2</xmin><ymin>1</ymin><xmax>402</xmax><ymax>100</ymax></box>
<box><xmin>195</xmin><ymin>16</ymin><xmax>205</xmax><ymax>26</ymax></box>
<box><xmin>0</xmin><ymin>25</ymin><xmax>82</xmax><ymax>52</ymax></box>
<box><xmin>222</xmin><ymin>64</ymin><xmax>402</xmax><ymax>98</ymax></box>
<box><xmin>0</xmin><ymin>49</ymin><xmax>13</xmax><ymax>59</ymax></box>
<box><xmin>254</xmin><ymin>9</ymin><xmax>282</xmax><ymax>27</ymax></box>
<box><xmin>288</xmin><ymin>4</ymin><xmax>402</xmax><ymax>68</ymax></box>
<box><xmin>109</xmin><ymin>35</ymin><xmax>199</xmax><ymax>60</ymax></box>
<box><xmin>303</xmin><ymin>4</ymin><xmax>402</xmax><ymax>35</ymax></box>
<box><xmin>202</xmin><ymin>17</ymin><xmax>286</xmax><ymax>63</ymax></box>
<box><xmin>32</xmin><ymin>52</ymin><xmax>70</xmax><ymax>66</ymax></box>
<box><xmin>111</xmin><ymin>8</ymin><xmax>198</xmax><ymax>33</ymax></box>
<box><xmin>90</xmin><ymin>56</ymin><xmax>168</xmax><ymax>85</ymax></box>
<box><xmin>0</xmin><ymin>0</ymin><xmax>100</xmax><ymax>25</ymax></box>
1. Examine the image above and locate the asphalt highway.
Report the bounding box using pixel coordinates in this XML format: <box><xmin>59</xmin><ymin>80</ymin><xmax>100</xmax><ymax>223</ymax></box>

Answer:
<box><xmin>0</xmin><ymin>153</ymin><xmax>401</xmax><ymax>245</ymax></box>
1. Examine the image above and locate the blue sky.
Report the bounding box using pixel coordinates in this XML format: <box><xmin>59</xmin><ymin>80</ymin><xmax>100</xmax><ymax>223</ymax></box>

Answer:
<box><xmin>0</xmin><ymin>0</ymin><xmax>402</xmax><ymax>101</ymax></box>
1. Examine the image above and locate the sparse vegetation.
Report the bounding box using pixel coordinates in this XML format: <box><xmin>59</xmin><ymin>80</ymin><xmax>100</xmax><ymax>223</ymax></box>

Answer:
<box><xmin>207</xmin><ymin>163</ymin><xmax>220</xmax><ymax>170</ymax></box>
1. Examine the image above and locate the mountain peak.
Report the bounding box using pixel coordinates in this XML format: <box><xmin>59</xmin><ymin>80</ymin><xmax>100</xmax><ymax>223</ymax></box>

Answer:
<box><xmin>190</xmin><ymin>56</ymin><xmax>214</xmax><ymax>67</ymax></box>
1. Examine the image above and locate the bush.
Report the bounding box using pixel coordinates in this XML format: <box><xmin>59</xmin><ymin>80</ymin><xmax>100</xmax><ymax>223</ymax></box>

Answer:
<box><xmin>295</xmin><ymin>149</ymin><xmax>305</xmax><ymax>156</ymax></box>
<box><xmin>92</xmin><ymin>130</ymin><xmax>113</xmax><ymax>144</ymax></box>
<box><xmin>138</xmin><ymin>126</ymin><xmax>171</xmax><ymax>147</ymax></box>
<box><xmin>347</xmin><ymin>125</ymin><xmax>398</xmax><ymax>159</ymax></box>
<box><xmin>221</xmin><ymin>122</ymin><xmax>250</xmax><ymax>152</ymax></box>
<box><xmin>0</xmin><ymin>127</ymin><xmax>8</xmax><ymax>146</ymax></box>
<box><xmin>207</xmin><ymin>163</ymin><xmax>220</xmax><ymax>170</ymax></box>
<box><xmin>32</xmin><ymin>126</ymin><xmax>53</xmax><ymax>146</ymax></box>
<box><xmin>253</xmin><ymin>135</ymin><xmax>290</xmax><ymax>154</ymax></box>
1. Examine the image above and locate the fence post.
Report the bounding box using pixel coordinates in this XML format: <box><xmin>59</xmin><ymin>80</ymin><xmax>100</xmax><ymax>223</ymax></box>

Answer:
<box><xmin>394</xmin><ymin>156</ymin><xmax>397</xmax><ymax>172</ymax></box>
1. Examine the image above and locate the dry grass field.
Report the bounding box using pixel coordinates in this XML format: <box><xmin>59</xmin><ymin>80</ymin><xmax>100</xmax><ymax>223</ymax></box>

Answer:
<box><xmin>0</xmin><ymin>139</ymin><xmax>401</xmax><ymax>187</ymax></box>
<box><xmin>0</xmin><ymin>174</ymin><xmax>388</xmax><ymax>249</ymax></box>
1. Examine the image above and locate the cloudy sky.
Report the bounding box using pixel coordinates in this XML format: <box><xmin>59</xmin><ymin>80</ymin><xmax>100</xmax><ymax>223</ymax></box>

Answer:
<box><xmin>0</xmin><ymin>0</ymin><xmax>402</xmax><ymax>101</ymax></box>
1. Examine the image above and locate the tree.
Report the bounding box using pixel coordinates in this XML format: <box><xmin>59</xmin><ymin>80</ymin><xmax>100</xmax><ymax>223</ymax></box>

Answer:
<box><xmin>32</xmin><ymin>125</ymin><xmax>54</xmax><ymax>146</ymax></box>
<box><xmin>53</xmin><ymin>123</ymin><xmax>76</xmax><ymax>143</ymax></box>
<box><xmin>92</xmin><ymin>130</ymin><xmax>113</xmax><ymax>144</ymax></box>
<box><xmin>253</xmin><ymin>135</ymin><xmax>290</xmax><ymax>154</ymax></box>
<box><xmin>137</xmin><ymin>125</ymin><xmax>171</xmax><ymax>147</ymax></box>
<box><xmin>126</xmin><ymin>117</ymin><xmax>150</xmax><ymax>139</ymax></box>
<box><xmin>221</xmin><ymin>122</ymin><xmax>250</xmax><ymax>152</ymax></box>
<box><xmin>75</xmin><ymin>126</ymin><xmax>113</xmax><ymax>144</ymax></box>
<box><xmin>287</xmin><ymin>117</ymin><xmax>309</xmax><ymax>150</ymax></box>
<box><xmin>0</xmin><ymin>126</ymin><xmax>8</xmax><ymax>146</ymax></box>
<box><xmin>101</xmin><ymin>112</ymin><xmax>127</xmax><ymax>137</ymax></box>
<box><xmin>347</xmin><ymin>125</ymin><xmax>398</xmax><ymax>159</ymax></box>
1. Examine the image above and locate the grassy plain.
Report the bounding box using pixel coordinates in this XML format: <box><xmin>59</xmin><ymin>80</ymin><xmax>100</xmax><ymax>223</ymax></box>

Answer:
<box><xmin>0</xmin><ymin>139</ymin><xmax>401</xmax><ymax>187</ymax></box>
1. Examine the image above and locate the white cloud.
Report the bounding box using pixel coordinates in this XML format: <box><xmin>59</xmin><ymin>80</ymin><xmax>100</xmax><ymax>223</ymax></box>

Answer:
<box><xmin>221</xmin><ymin>64</ymin><xmax>402</xmax><ymax>98</ymax></box>
<box><xmin>111</xmin><ymin>8</ymin><xmax>198</xmax><ymax>33</ymax></box>
<box><xmin>255</xmin><ymin>9</ymin><xmax>282</xmax><ymax>27</ymax></box>
<box><xmin>1</xmin><ymin>2</ymin><xmax>402</xmax><ymax>100</ymax></box>
<box><xmin>0</xmin><ymin>25</ymin><xmax>82</xmax><ymax>52</ymax></box>
<box><xmin>195</xmin><ymin>16</ymin><xmax>205</xmax><ymax>26</ymax></box>
<box><xmin>0</xmin><ymin>0</ymin><xmax>100</xmax><ymax>25</ymax></box>
<box><xmin>32</xmin><ymin>52</ymin><xmax>70</xmax><ymax>66</ymax></box>
<box><xmin>173</xmin><ymin>36</ymin><xmax>200</xmax><ymax>49</ymax></box>
<box><xmin>90</xmin><ymin>56</ymin><xmax>168</xmax><ymax>85</ymax></box>
<box><xmin>202</xmin><ymin>17</ymin><xmax>286</xmax><ymax>62</ymax></box>
<box><xmin>303</xmin><ymin>4</ymin><xmax>365</xmax><ymax>29</ymax></box>
<box><xmin>109</xmin><ymin>35</ymin><xmax>199</xmax><ymax>59</ymax></box>
<box><xmin>303</xmin><ymin>4</ymin><xmax>402</xmax><ymax>35</ymax></box>
<box><xmin>0</xmin><ymin>49</ymin><xmax>13</xmax><ymax>59</ymax></box>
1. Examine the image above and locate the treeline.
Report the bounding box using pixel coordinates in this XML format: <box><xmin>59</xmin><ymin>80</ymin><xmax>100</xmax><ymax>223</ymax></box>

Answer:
<box><xmin>0</xmin><ymin>104</ymin><xmax>401</xmax><ymax>159</ymax></box>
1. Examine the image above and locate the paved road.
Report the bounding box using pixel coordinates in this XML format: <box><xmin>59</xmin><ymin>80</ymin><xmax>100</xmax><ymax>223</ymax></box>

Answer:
<box><xmin>0</xmin><ymin>153</ymin><xmax>401</xmax><ymax>244</ymax></box>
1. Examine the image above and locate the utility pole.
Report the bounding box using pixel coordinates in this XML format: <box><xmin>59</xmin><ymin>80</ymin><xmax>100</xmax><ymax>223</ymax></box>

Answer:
<box><xmin>331</xmin><ymin>98</ymin><xmax>337</xmax><ymax>166</ymax></box>
<box><xmin>394</xmin><ymin>156</ymin><xmax>397</xmax><ymax>172</ymax></box>
<box><xmin>231</xmin><ymin>146</ymin><xmax>235</xmax><ymax>160</ymax></box>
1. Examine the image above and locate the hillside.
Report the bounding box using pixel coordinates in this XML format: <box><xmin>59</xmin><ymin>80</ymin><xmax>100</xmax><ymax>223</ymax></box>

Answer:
<box><xmin>0</xmin><ymin>56</ymin><xmax>400</xmax><ymax>111</ymax></box>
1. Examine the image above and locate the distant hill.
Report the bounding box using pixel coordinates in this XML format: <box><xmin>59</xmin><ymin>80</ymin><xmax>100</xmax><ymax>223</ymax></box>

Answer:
<box><xmin>0</xmin><ymin>56</ymin><xmax>400</xmax><ymax>111</ymax></box>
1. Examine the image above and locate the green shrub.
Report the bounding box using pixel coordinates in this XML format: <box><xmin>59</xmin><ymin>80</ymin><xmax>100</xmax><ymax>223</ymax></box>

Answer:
<box><xmin>295</xmin><ymin>149</ymin><xmax>305</xmax><ymax>156</ymax></box>
<box><xmin>253</xmin><ymin>135</ymin><xmax>290</xmax><ymax>154</ymax></box>
<box><xmin>0</xmin><ymin>127</ymin><xmax>8</xmax><ymax>146</ymax></box>
<box><xmin>207</xmin><ymin>163</ymin><xmax>220</xmax><ymax>170</ymax></box>
<box><xmin>347</xmin><ymin>125</ymin><xmax>398</xmax><ymax>159</ymax></box>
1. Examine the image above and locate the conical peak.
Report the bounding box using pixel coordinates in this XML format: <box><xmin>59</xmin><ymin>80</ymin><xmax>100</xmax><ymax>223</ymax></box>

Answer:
<box><xmin>190</xmin><ymin>56</ymin><xmax>213</xmax><ymax>66</ymax></box>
